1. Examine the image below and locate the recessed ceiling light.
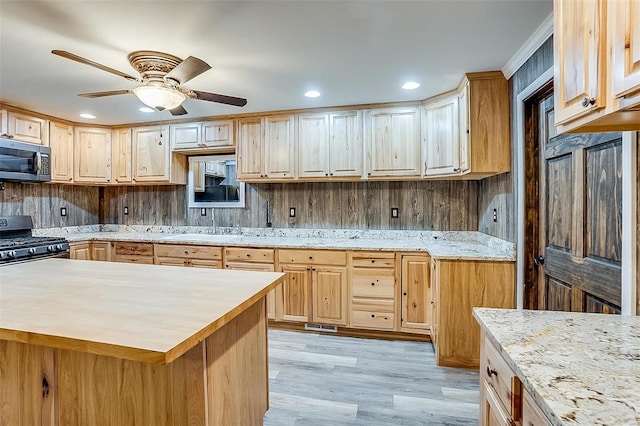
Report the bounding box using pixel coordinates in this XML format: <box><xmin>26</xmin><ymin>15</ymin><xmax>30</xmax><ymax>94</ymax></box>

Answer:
<box><xmin>304</xmin><ymin>90</ymin><xmax>321</xmax><ymax>98</ymax></box>
<box><xmin>79</xmin><ymin>113</ymin><xmax>96</xmax><ymax>119</ymax></box>
<box><xmin>402</xmin><ymin>82</ymin><xmax>420</xmax><ymax>90</ymax></box>
<box><xmin>139</xmin><ymin>107</ymin><xmax>155</xmax><ymax>113</ymax></box>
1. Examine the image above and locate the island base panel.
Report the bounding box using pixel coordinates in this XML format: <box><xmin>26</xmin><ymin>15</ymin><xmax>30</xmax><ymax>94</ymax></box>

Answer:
<box><xmin>0</xmin><ymin>298</ymin><xmax>268</xmax><ymax>426</ymax></box>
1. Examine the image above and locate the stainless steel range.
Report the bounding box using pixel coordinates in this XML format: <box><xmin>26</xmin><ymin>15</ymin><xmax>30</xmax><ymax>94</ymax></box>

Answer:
<box><xmin>0</xmin><ymin>216</ymin><xmax>69</xmax><ymax>265</ymax></box>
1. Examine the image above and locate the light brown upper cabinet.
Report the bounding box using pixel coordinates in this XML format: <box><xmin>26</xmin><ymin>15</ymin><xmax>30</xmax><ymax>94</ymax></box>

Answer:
<box><xmin>554</xmin><ymin>0</ymin><xmax>640</xmax><ymax>133</ymax></box>
<box><xmin>297</xmin><ymin>111</ymin><xmax>363</xmax><ymax>179</ymax></box>
<box><xmin>112</xmin><ymin>128</ymin><xmax>132</xmax><ymax>184</ymax></box>
<box><xmin>48</xmin><ymin>121</ymin><xmax>74</xmax><ymax>183</ymax></box>
<box><xmin>3</xmin><ymin>111</ymin><xmax>47</xmax><ymax>145</ymax></box>
<box><xmin>236</xmin><ymin>115</ymin><xmax>295</xmax><ymax>181</ymax></box>
<box><xmin>365</xmin><ymin>106</ymin><xmax>422</xmax><ymax>178</ymax></box>
<box><xmin>423</xmin><ymin>92</ymin><xmax>460</xmax><ymax>176</ymax></box>
<box><xmin>74</xmin><ymin>127</ymin><xmax>112</xmax><ymax>183</ymax></box>
<box><xmin>132</xmin><ymin>125</ymin><xmax>187</xmax><ymax>184</ymax></box>
<box><xmin>170</xmin><ymin>120</ymin><xmax>234</xmax><ymax>154</ymax></box>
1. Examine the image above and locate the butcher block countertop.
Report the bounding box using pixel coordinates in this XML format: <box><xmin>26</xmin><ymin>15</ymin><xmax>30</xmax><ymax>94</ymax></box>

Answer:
<box><xmin>0</xmin><ymin>259</ymin><xmax>285</xmax><ymax>365</ymax></box>
<box><xmin>474</xmin><ymin>308</ymin><xmax>640</xmax><ymax>425</ymax></box>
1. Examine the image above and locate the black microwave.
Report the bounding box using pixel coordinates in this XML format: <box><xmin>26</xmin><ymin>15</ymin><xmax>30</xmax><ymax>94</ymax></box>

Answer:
<box><xmin>0</xmin><ymin>138</ymin><xmax>51</xmax><ymax>182</ymax></box>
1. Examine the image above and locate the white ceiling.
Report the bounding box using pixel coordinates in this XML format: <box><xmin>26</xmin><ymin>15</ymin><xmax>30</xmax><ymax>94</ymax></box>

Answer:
<box><xmin>0</xmin><ymin>0</ymin><xmax>552</xmax><ymax>126</ymax></box>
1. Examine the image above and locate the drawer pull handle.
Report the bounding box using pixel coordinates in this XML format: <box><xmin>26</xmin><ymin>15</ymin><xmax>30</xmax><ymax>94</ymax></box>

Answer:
<box><xmin>486</xmin><ymin>367</ymin><xmax>498</xmax><ymax>378</ymax></box>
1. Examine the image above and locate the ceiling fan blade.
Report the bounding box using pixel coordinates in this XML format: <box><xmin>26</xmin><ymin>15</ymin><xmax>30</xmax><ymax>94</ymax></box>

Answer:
<box><xmin>78</xmin><ymin>89</ymin><xmax>132</xmax><ymax>98</ymax></box>
<box><xmin>192</xmin><ymin>90</ymin><xmax>247</xmax><ymax>107</ymax></box>
<box><xmin>169</xmin><ymin>105</ymin><xmax>188</xmax><ymax>116</ymax></box>
<box><xmin>165</xmin><ymin>56</ymin><xmax>211</xmax><ymax>85</ymax></box>
<box><xmin>52</xmin><ymin>50</ymin><xmax>139</xmax><ymax>82</ymax></box>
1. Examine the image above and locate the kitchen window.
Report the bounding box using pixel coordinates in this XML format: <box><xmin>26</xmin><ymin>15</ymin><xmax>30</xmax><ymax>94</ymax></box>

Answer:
<box><xmin>187</xmin><ymin>155</ymin><xmax>245</xmax><ymax>208</ymax></box>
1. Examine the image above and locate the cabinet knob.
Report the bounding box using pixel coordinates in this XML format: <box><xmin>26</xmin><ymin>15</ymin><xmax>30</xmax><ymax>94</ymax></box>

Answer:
<box><xmin>403</xmin><ymin>292</ymin><xmax>407</xmax><ymax>296</ymax></box>
<box><xmin>371</xmin><ymin>282</ymin><xmax>375</xmax><ymax>286</ymax></box>
<box><xmin>325</xmin><ymin>173</ymin><xmax>329</xmax><ymax>176</ymax></box>
<box><xmin>371</xmin><ymin>314</ymin><xmax>375</xmax><ymax>318</ymax></box>
<box><xmin>486</xmin><ymin>367</ymin><xmax>498</xmax><ymax>378</ymax></box>
<box><xmin>367</xmin><ymin>172</ymin><xmax>371</xmax><ymax>176</ymax></box>
<box><xmin>311</xmin><ymin>268</ymin><xmax>316</xmax><ymax>271</ymax></box>
<box><xmin>453</xmin><ymin>168</ymin><xmax>460</xmax><ymax>172</ymax></box>
<box><xmin>330</xmin><ymin>173</ymin><xmax>333</xmax><ymax>176</ymax></box>
<box><xmin>581</xmin><ymin>97</ymin><xmax>596</xmax><ymax>107</ymax></box>
<box><xmin>371</xmin><ymin>259</ymin><xmax>375</xmax><ymax>263</ymax></box>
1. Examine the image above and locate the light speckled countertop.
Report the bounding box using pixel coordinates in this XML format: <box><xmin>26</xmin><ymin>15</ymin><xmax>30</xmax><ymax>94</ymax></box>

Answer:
<box><xmin>35</xmin><ymin>225</ymin><xmax>515</xmax><ymax>261</ymax></box>
<box><xmin>473</xmin><ymin>308</ymin><xmax>640</xmax><ymax>426</ymax></box>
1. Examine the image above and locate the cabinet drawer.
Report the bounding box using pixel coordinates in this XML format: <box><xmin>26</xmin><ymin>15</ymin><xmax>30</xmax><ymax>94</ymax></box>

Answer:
<box><xmin>115</xmin><ymin>242</ymin><xmax>153</xmax><ymax>256</ymax></box>
<box><xmin>279</xmin><ymin>249</ymin><xmax>346</xmax><ymax>265</ymax></box>
<box><xmin>155</xmin><ymin>244</ymin><xmax>222</xmax><ymax>260</ymax></box>
<box><xmin>115</xmin><ymin>255</ymin><xmax>154</xmax><ymax>264</ymax></box>
<box><xmin>483</xmin><ymin>337</ymin><xmax>521</xmax><ymax>420</ymax></box>
<box><xmin>522</xmin><ymin>389</ymin><xmax>550</xmax><ymax>426</ymax></box>
<box><xmin>351</xmin><ymin>297</ymin><xmax>394</xmax><ymax>312</ymax></box>
<box><xmin>225</xmin><ymin>261</ymin><xmax>274</xmax><ymax>272</ymax></box>
<box><xmin>190</xmin><ymin>259</ymin><xmax>222</xmax><ymax>269</ymax></box>
<box><xmin>352</xmin><ymin>269</ymin><xmax>395</xmax><ymax>298</ymax></box>
<box><xmin>225</xmin><ymin>247</ymin><xmax>274</xmax><ymax>263</ymax></box>
<box><xmin>352</xmin><ymin>252</ymin><xmax>395</xmax><ymax>268</ymax></box>
<box><xmin>351</xmin><ymin>310</ymin><xmax>395</xmax><ymax>330</ymax></box>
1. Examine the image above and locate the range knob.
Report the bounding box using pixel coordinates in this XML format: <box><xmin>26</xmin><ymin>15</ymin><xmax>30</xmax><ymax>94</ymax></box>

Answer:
<box><xmin>47</xmin><ymin>245</ymin><xmax>56</xmax><ymax>252</ymax></box>
<box><xmin>7</xmin><ymin>250</ymin><xmax>17</xmax><ymax>258</ymax></box>
<box><xmin>0</xmin><ymin>251</ymin><xmax>8</xmax><ymax>259</ymax></box>
<box><xmin>28</xmin><ymin>248</ymin><xmax>37</xmax><ymax>255</ymax></box>
<box><xmin>55</xmin><ymin>244</ymin><xmax>63</xmax><ymax>250</ymax></box>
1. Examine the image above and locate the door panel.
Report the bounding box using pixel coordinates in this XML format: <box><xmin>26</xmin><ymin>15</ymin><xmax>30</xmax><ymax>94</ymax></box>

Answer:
<box><xmin>279</xmin><ymin>265</ymin><xmax>310</xmax><ymax>322</ymax></box>
<box><xmin>539</xmin><ymin>92</ymin><xmax>622</xmax><ymax>313</ymax></box>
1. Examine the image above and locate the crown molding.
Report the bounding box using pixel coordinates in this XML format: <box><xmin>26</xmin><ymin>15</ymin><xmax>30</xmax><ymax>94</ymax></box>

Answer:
<box><xmin>502</xmin><ymin>13</ymin><xmax>554</xmax><ymax>80</ymax></box>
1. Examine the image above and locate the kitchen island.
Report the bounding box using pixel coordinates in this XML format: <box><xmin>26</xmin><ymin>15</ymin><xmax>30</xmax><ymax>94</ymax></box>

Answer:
<box><xmin>474</xmin><ymin>308</ymin><xmax>640</xmax><ymax>425</ymax></box>
<box><xmin>0</xmin><ymin>258</ymin><xmax>285</xmax><ymax>425</ymax></box>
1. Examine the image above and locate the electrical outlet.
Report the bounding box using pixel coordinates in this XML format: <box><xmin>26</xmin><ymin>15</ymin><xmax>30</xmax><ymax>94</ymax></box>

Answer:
<box><xmin>289</xmin><ymin>207</ymin><xmax>296</xmax><ymax>218</ymax></box>
<box><xmin>124</xmin><ymin>206</ymin><xmax>129</xmax><ymax>215</ymax></box>
<box><xmin>200</xmin><ymin>208</ymin><xmax>207</xmax><ymax>216</ymax></box>
<box><xmin>391</xmin><ymin>207</ymin><xmax>399</xmax><ymax>219</ymax></box>
<box><xmin>493</xmin><ymin>209</ymin><xmax>498</xmax><ymax>222</ymax></box>
<box><xmin>60</xmin><ymin>207</ymin><xmax>67</xmax><ymax>217</ymax></box>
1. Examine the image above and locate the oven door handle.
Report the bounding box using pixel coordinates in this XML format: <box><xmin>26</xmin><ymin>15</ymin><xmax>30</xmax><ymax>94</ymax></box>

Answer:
<box><xmin>33</xmin><ymin>152</ymin><xmax>42</xmax><ymax>174</ymax></box>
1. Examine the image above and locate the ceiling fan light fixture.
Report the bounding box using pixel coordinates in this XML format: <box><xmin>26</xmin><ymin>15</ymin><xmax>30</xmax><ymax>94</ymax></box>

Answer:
<box><xmin>133</xmin><ymin>85</ymin><xmax>186</xmax><ymax>110</ymax></box>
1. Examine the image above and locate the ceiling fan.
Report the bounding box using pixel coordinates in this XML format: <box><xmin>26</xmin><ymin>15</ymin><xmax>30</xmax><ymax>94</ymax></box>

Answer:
<box><xmin>51</xmin><ymin>50</ymin><xmax>247</xmax><ymax>116</ymax></box>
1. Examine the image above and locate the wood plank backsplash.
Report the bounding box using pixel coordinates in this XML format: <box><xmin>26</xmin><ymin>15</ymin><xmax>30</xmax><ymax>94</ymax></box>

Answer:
<box><xmin>478</xmin><ymin>36</ymin><xmax>554</xmax><ymax>243</ymax></box>
<box><xmin>101</xmin><ymin>180</ymin><xmax>479</xmax><ymax>230</ymax></box>
<box><xmin>0</xmin><ymin>183</ymin><xmax>99</xmax><ymax>228</ymax></box>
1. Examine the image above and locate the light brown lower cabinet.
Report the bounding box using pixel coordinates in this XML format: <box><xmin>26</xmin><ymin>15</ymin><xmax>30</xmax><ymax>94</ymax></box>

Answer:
<box><xmin>400</xmin><ymin>255</ymin><xmax>431</xmax><ymax>334</ymax></box>
<box><xmin>433</xmin><ymin>259</ymin><xmax>515</xmax><ymax>368</ymax></box>
<box><xmin>480</xmin><ymin>332</ymin><xmax>551</xmax><ymax>426</ymax></box>
<box><xmin>69</xmin><ymin>242</ymin><xmax>91</xmax><ymax>260</ymax></box>
<box><xmin>69</xmin><ymin>241</ymin><xmax>112</xmax><ymax>261</ymax></box>
<box><xmin>114</xmin><ymin>242</ymin><xmax>154</xmax><ymax>264</ymax></box>
<box><xmin>91</xmin><ymin>241</ymin><xmax>112</xmax><ymax>261</ymax></box>
<box><xmin>278</xmin><ymin>250</ymin><xmax>348</xmax><ymax>326</ymax></box>
<box><xmin>350</xmin><ymin>252</ymin><xmax>397</xmax><ymax>330</ymax></box>
<box><xmin>224</xmin><ymin>247</ymin><xmax>277</xmax><ymax>320</ymax></box>
<box><xmin>154</xmin><ymin>243</ymin><xmax>222</xmax><ymax>268</ymax></box>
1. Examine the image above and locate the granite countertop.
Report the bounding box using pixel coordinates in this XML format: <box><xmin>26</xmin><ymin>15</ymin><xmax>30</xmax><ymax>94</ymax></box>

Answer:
<box><xmin>35</xmin><ymin>225</ymin><xmax>516</xmax><ymax>261</ymax></box>
<box><xmin>473</xmin><ymin>308</ymin><xmax>640</xmax><ymax>426</ymax></box>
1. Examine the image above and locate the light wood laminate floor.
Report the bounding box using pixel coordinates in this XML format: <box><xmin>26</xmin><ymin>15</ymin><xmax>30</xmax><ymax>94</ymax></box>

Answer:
<box><xmin>264</xmin><ymin>330</ymin><xmax>479</xmax><ymax>425</ymax></box>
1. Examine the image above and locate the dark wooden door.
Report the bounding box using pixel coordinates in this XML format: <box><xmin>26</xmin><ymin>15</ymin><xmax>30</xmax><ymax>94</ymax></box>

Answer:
<box><xmin>537</xmin><ymin>96</ymin><xmax>622</xmax><ymax>313</ymax></box>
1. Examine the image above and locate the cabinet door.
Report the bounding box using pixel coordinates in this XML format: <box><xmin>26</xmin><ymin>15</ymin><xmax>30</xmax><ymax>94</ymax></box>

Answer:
<box><xmin>74</xmin><ymin>127</ymin><xmax>111</xmax><ymax>183</ymax></box>
<box><xmin>522</xmin><ymin>389</ymin><xmax>551</xmax><ymax>426</ymax></box>
<box><xmin>298</xmin><ymin>113</ymin><xmax>330</xmax><ymax>178</ymax></box>
<box><xmin>366</xmin><ymin>107</ymin><xmax>421</xmax><ymax>177</ymax></box>
<box><xmin>112</xmin><ymin>128</ymin><xmax>132</xmax><ymax>183</ymax></box>
<box><xmin>458</xmin><ymin>83</ymin><xmax>470</xmax><ymax>172</ymax></box>
<box><xmin>329</xmin><ymin>111</ymin><xmax>362</xmax><ymax>177</ymax></box>
<box><xmin>133</xmin><ymin>126</ymin><xmax>170</xmax><ymax>182</ymax></box>
<box><xmin>49</xmin><ymin>121</ymin><xmax>74</xmax><ymax>183</ymax></box>
<box><xmin>481</xmin><ymin>380</ymin><xmax>513</xmax><ymax>426</ymax></box>
<box><xmin>91</xmin><ymin>242</ymin><xmax>112</xmax><ymax>262</ymax></box>
<box><xmin>424</xmin><ymin>94</ymin><xmax>460</xmax><ymax>176</ymax></box>
<box><xmin>156</xmin><ymin>257</ymin><xmax>189</xmax><ymax>267</ymax></box>
<box><xmin>553</xmin><ymin>0</ymin><xmax>606</xmax><ymax>125</ymax></box>
<box><xmin>400</xmin><ymin>255</ymin><xmax>431</xmax><ymax>331</ymax></box>
<box><xmin>264</xmin><ymin>115</ymin><xmax>295</xmax><ymax>179</ymax></box>
<box><xmin>610</xmin><ymin>0</ymin><xmax>640</xmax><ymax>103</ymax></box>
<box><xmin>0</xmin><ymin>109</ymin><xmax>6</xmax><ymax>136</ymax></box>
<box><xmin>6</xmin><ymin>112</ymin><xmax>47</xmax><ymax>145</ymax></box>
<box><xmin>69</xmin><ymin>242</ymin><xmax>91</xmax><ymax>260</ymax></box>
<box><xmin>312</xmin><ymin>266</ymin><xmax>348</xmax><ymax>326</ymax></box>
<box><xmin>236</xmin><ymin>118</ymin><xmax>263</xmax><ymax>179</ymax></box>
<box><xmin>279</xmin><ymin>265</ymin><xmax>310</xmax><ymax>322</ymax></box>
<box><xmin>171</xmin><ymin>122</ymin><xmax>202</xmax><ymax>150</ymax></box>
<box><xmin>202</xmin><ymin>120</ymin><xmax>234</xmax><ymax>148</ymax></box>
